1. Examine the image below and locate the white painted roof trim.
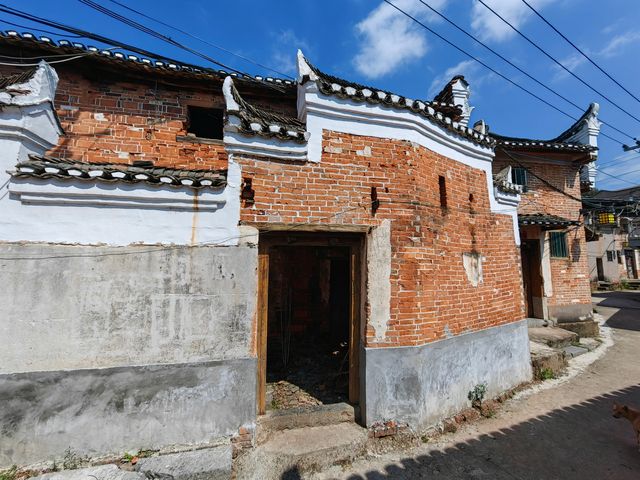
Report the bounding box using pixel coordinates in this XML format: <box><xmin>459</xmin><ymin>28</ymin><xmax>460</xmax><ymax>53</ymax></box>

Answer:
<box><xmin>2</xmin><ymin>160</ymin><xmax>242</xmax><ymax>246</ymax></box>
<box><xmin>224</xmin><ymin>131</ymin><xmax>308</xmax><ymax>161</ymax></box>
<box><xmin>223</xmin><ymin>76</ymin><xmax>309</xmax><ymax>161</ymax></box>
<box><xmin>0</xmin><ymin>60</ymin><xmax>59</xmax><ymax>107</ymax></box>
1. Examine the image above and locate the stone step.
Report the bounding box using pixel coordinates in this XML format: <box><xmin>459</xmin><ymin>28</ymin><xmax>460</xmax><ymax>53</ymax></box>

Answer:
<box><xmin>256</xmin><ymin>402</ymin><xmax>356</xmax><ymax>444</ymax></box>
<box><xmin>528</xmin><ymin>326</ymin><xmax>578</xmax><ymax>348</ymax></box>
<box><xmin>562</xmin><ymin>344</ymin><xmax>590</xmax><ymax>358</ymax></box>
<box><xmin>529</xmin><ymin>341</ymin><xmax>567</xmax><ymax>380</ymax></box>
<box><xmin>527</xmin><ymin>317</ymin><xmax>553</xmax><ymax>328</ymax></box>
<box><xmin>236</xmin><ymin>422</ymin><xmax>368</xmax><ymax>480</ymax></box>
<box><xmin>557</xmin><ymin>319</ymin><xmax>599</xmax><ymax>338</ymax></box>
<box><xmin>31</xmin><ymin>465</ymin><xmax>145</xmax><ymax>480</ymax></box>
<box><xmin>134</xmin><ymin>445</ymin><xmax>232</xmax><ymax>480</ymax></box>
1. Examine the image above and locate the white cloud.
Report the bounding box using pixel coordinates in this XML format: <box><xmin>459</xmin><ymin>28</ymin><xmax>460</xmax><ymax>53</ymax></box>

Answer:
<box><xmin>427</xmin><ymin>59</ymin><xmax>495</xmax><ymax>98</ymax></box>
<box><xmin>551</xmin><ymin>52</ymin><xmax>587</xmax><ymax>81</ymax></box>
<box><xmin>600</xmin><ymin>31</ymin><xmax>640</xmax><ymax>58</ymax></box>
<box><xmin>353</xmin><ymin>0</ymin><xmax>446</xmax><ymax>79</ymax></box>
<box><xmin>552</xmin><ymin>30</ymin><xmax>640</xmax><ymax>82</ymax></box>
<box><xmin>470</xmin><ymin>0</ymin><xmax>553</xmax><ymax>43</ymax></box>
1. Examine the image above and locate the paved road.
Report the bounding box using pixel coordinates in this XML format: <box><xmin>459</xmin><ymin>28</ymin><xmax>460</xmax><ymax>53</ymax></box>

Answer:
<box><xmin>317</xmin><ymin>291</ymin><xmax>640</xmax><ymax>480</ymax></box>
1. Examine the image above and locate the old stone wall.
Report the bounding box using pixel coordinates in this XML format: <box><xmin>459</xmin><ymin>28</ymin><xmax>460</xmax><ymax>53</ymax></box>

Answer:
<box><xmin>238</xmin><ymin>131</ymin><xmax>525</xmax><ymax>348</ymax></box>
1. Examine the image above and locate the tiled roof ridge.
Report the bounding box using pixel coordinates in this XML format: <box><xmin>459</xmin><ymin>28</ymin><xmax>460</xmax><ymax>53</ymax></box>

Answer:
<box><xmin>0</xmin><ymin>30</ymin><xmax>295</xmax><ymax>87</ymax></box>
<box><xmin>518</xmin><ymin>213</ymin><xmax>580</xmax><ymax>226</ymax></box>
<box><xmin>432</xmin><ymin>75</ymin><xmax>467</xmax><ymax>105</ymax></box>
<box><xmin>490</xmin><ymin>104</ymin><xmax>599</xmax><ymax>153</ymax></box>
<box><xmin>301</xmin><ymin>58</ymin><xmax>462</xmax><ymax>115</ymax></box>
<box><xmin>11</xmin><ymin>154</ymin><xmax>227</xmax><ymax>189</ymax></box>
<box><xmin>552</xmin><ymin>103</ymin><xmax>599</xmax><ymax>143</ymax></box>
<box><xmin>223</xmin><ymin>76</ymin><xmax>308</xmax><ymax>143</ymax></box>
<box><xmin>490</xmin><ymin>133</ymin><xmax>597</xmax><ymax>152</ymax></box>
<box><xmin>297</xmin><ymin>52</ymin><xmax>494</xmax><ymax>148</ymax></box>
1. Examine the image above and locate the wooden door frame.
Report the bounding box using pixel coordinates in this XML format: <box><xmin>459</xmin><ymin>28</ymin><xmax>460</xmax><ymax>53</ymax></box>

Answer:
<box><xmin>255</xmin><ymin>231</ymin><xmax>364</xmax><ymax>415</ymax></box>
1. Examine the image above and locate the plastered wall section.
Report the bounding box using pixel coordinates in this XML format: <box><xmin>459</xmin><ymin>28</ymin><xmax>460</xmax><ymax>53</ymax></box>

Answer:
<box><xmin>0</xmin><ymin>243</ymin><xmax>258</xmax><ymax>374</ymax></box>
<box><xmin>237</xmin><ymin>131</ymin><xmax>525</xmax><ymax>348</ymax></box>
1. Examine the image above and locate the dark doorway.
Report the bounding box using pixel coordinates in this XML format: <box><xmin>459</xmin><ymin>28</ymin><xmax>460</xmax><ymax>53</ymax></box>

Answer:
<box><xmin>596</xmin><ymin>257</ymin><xmax>605</xmax><ymax>281</ymax></box>
<box><xmin>521</xmin><ymin>239</ymin><xmax>544</xmax><ymax>318</ymax></box>
<box><xmin>624</xmin><ymin>250</ymin><xmax>637</xmax><ymax>279</ymax></box>
<box><xmin>256</xmin><ymin>232</ymin><xmax>362</xmax><ymax>414</ymax></box>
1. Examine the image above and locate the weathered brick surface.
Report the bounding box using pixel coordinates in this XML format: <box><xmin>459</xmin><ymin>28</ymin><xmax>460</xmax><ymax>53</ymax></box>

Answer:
<box><xmin>0</xmin><ymin>61</ymin><xmax>525</xmax><ymax>349</ymax></box>
<box><xmin>493</xmin><ymin>156</ymin><xmax>592</xmax><ymax>310</ymax></box>
<box><xmin>239</xmin><ymin>132</ymin><xmax>525</xmax><ymax>347</ymax></box>
<box><xmin>0</xmin><ymin>64</ymin><xmax>295</xmax><ymax>171</ymax></box>
<box><xmin>49</xmin><ymin>71</ymin><xmax>229</xmax><ymax>170</ymax></box>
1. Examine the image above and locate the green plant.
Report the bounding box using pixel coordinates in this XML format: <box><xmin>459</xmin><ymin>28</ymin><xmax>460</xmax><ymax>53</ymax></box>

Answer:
<box><xmin>0</xmin><ymin>466</ymin><xmax>17</xmax><ymax>480</ymax></box>
<box><xmin>468</xmin><ymin>383</ymin><xmax>487</xmax><ymax>408</ymax></box>
<box><xmin>539</xmin><ymin>368</ymin><xmax>555</xmax><ymax>380</ymax></box>
<box><xmin>122</xmin><ymin>452</ymin><xmax>135</xmax><ymax>463</ymax></box>
<box><xmin>62</xmin><ymin>448</ymin><xmax>88</xmax><ymax>470</ymax></box>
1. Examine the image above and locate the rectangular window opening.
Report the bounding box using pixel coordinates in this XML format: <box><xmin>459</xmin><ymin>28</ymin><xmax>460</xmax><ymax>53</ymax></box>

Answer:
<box><xmin>186</xmin><ymin>106</ymin><xmax>224</xmax><ymax>140</ymax></box>
<box><xmin>439</xmin><ymin>175</ymin><xmax>447</xmax><ymax>208</ymax></box>
<box><xmin>606</xmin><ymin>250</ymin><xmax>615</xmax><ymax>262</ymax></box>
<box><xmin>511</xmin><ymin>167</ymin><xmax>528</xmax><ymax>192</ymax></box>
<box><xmin>549</xmin><ymin>231</ymin><xmax>568</xmax><ymax>258</ymax></box>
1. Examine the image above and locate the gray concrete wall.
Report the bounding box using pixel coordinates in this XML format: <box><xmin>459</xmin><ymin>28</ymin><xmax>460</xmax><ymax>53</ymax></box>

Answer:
<box><xmin>0</xmin><ymin>241</ymin><xmax>258</xmax><ymax>467</ymax></box>
<box><xmin>0</xmin><ymin>358</ymin><xmax>256</xmax><ymax>466</ymax></box>
<box><xmin>0</xmin><ymin>243</ymin><xmax>257</xmax><ymax>373</ymax></box>
<box><xmin>362</xmin><ymin>320</ymin><xmax>531</xmax><ymax>429</ymax></box>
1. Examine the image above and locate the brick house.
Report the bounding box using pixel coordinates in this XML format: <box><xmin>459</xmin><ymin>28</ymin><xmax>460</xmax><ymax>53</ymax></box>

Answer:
<box><xmin>584</xmin><ymin>187</ymin><xmax>640</xmax><ymax>283</ymax></box>
<box><xmin>487</xmin><ymin>104</ymin><xmax>600</xmax><ymax>325</ymax></box>
<box><xmin>0</xmin><ymin>32</ymin><xmax>535</xmax><ymax>467</ymax></box>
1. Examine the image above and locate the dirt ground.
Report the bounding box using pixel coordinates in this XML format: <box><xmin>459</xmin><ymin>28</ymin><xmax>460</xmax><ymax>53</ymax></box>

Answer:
<box><xmin>315</xmin><ymin>291</ymin><xmax>640</xmax><ymax>480</ymax></box>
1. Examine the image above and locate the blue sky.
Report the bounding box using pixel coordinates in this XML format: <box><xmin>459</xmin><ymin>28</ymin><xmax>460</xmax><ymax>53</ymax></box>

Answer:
<box><xmin>4</xmin><ymin>0</ymin><xmax>640</xmax><ymax>190</ymax></box>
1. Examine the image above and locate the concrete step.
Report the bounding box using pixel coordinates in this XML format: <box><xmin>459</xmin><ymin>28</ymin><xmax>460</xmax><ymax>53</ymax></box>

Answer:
<box><xmin>256</xmin><ymin>402</ymin><xmax>356</xmax><ymax>444</ymax></box>
<box><xmin>134</xmin><ymin>446</ymin><xmax>232</xmax><ymax>480</ymax></box>
<box><xmin>529</xmin><ymin>341</ymin><xmax>567</xmax><ymax>380</ymax></box>
<box><xmin>526</xmin><ymin>317</ymin><xmax>553</xmax><ymax>328</ymax></box>
<box><xmin>235</xmin><ymin>423</ymin><xmax>368</xmax><ymax>480</ymax></box>
<box><xmin>528</xmin><ymin>326</ymin><xmax>578</xmax><ymax>348</ymax></box>
<box><xmin>31</xmin><ymin>465</ymin><xmax>145</xmax><ymax>480</ymax></box>
<box><xmin>557</xmin><ymin>319</ymin><xmax>599</xmax><ymax>338</ymax></box>
<box><xmin>562</xmin><ymin>344</ymin><xmax>590</xmax><ymax>359</ymax></box>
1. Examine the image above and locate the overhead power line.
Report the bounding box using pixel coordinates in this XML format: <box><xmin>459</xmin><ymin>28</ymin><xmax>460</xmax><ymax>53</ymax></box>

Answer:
<box><xmin>104</xmin><ymin>0</ymin><xmax>294</xmax><ymax>80</ymax></box>
<box><xmin>382</xmin><ymin>0</ymin><xmax>625</xmax><ymax>147</ymax></box>
<box><xmin>521</xmin><ymin>0</ymin><xmax>640</xmax><ymax>105</ymax></box>
<box><xmin>0</xmin><ymin>3</ymin><xmax>286</xmax><ymax>92</ymax></box>
<box><xmin>0</xmin><ymin>18</ymin><xmax>83</xmax><ymax>37</ymax></box>
<box><xmin>76</xmin><ymin>0</ymin><xmax>260</xmax><ymax>80</ymax></box>
<box><xmin>415</xmin><ymin>0</ymin><xmax>635</xmax><ymax>142</ymax></box>
<box><xmin>476</xmin><ymin>0</ymin><xmax>640</xmax><ymax>125</ymax></box>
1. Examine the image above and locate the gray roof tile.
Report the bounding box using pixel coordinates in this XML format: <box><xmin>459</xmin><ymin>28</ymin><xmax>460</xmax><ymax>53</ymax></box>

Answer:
<box><xmin>12</xmin><ymin>155</ymin><xmax>227</xmax><ymax>189</ymax></box>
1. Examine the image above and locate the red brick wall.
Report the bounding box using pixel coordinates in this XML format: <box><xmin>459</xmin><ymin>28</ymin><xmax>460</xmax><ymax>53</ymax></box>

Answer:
<box><xmin>493</xmin><ymin>155</ymin><xmax>592</xmax><ymax>309</ymax></box>
<box><xmin>47</xmin><ymin>70</ymin><xmax>229</xmax><ymax>170</ymax></box>
<box><xmin>0</xmin><ymin>65</ymin><xmax>294</xmax><ymax>171</ymax></box>
<box><xmin>240</xmin><ymin>132</ymin><xmax>525</xmax><ymax>348</ymax></box>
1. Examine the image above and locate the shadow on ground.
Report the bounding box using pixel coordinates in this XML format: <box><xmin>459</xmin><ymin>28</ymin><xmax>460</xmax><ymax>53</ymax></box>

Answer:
<box><xmin>290</xmin><ymin>384</ymin><xmax>640</xmax><ymax>480</ymax></box>
<box><xmin>594</xmin><ymin>291</ymin><xmax>640</xmax><ymax>332</ymax></box>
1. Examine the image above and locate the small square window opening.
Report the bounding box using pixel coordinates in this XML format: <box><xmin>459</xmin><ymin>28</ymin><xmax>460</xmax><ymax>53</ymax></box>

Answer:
<box><xmin>549</xmin><ymin>231</ymin><xmax>568</xmax><ymax>258</ymax></box>
<box><xmin>187</xmin><ymin>106</ymin><xmax>224</xmax><ymax>140</ymax></box>
<box><xmin>511</xmin><ymin>167</ymin><xmax>528</xmax><ymax>192</ymax></box>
